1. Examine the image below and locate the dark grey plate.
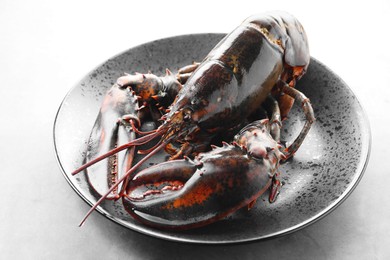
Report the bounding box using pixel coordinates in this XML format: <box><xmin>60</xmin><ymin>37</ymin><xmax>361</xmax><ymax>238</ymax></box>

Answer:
<box><xmin>53</xmin><ymin>33</ymin><xmax>371</xmax><ymax>244</ymax></box>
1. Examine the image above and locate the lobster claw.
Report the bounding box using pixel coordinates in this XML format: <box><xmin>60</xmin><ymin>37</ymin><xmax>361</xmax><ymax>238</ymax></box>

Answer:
<box><xmin>86</xmin><ymin>84</ymin><xmax>139</xmax><ymax>199</ymax></box>
<box><xmin>122</xmin><ymin>144</ymin><xmax>273</xmax><ymax>230</ymax></box>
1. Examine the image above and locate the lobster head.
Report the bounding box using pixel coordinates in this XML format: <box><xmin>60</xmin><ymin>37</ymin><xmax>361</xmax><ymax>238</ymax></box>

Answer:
<box><xmin>160</xmin><ymin>107</ymin><xmax>199</xmax><ymax>141</ymax></box>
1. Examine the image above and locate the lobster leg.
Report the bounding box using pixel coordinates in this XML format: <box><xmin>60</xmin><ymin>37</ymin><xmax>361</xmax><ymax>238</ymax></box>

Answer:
<box><xmin>267</xmin><ymin>95</ymin><xmax>282</xmax><ymax>143</ymax></box>
<box><xmin>279</xmin><ymin>82</ymin><xmax>315</xmax><ymax>159</ymax></box>
<box><xmin>176</xmin><ymin>62</ymin><xmax>200</xmax><ymax>84</ymax></box>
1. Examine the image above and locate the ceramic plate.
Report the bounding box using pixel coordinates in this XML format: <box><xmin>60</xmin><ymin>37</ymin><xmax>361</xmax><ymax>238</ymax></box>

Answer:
<box><xmin>53</xmin><ymin>34</ymin><xmax>371</xmax><ymax>244</ymax></box>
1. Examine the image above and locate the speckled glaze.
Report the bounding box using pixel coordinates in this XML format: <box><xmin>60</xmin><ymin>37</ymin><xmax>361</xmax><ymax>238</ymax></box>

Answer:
<box><xmin>53</xmin><ymin>34</ymin><xmax>370</xmax><ymax>244</ymax></box>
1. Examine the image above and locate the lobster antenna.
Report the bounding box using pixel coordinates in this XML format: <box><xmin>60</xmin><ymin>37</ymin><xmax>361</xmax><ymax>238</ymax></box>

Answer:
<box><xmin>137</xmin><ymin>138</ymin><xmax>164</xmax><ymax>155</ymax></box>
<box><xmin>130</xmin><ymin>120</ymin><xmax>157</xmax><ymax>136</ymax></box>
<box><xmin>78</xmin><ymin>141</ymin><xmax>167</xmax><ymax>227</ymax></box>
<box><xmin>71</xmin><ymin>131</ymin><xmax>162</xmax><ymax>176</ymax></box>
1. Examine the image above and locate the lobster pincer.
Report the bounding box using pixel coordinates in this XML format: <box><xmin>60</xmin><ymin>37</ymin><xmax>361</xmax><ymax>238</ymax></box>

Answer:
<box><xmin>122</xmin><ymin>119</ymin><xmax>285</xmax><ymax>230</ymax></box>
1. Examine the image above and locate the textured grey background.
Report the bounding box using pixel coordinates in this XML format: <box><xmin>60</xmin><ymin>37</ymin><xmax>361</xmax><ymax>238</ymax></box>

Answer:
<box><xmin>1</xmin><ymin>0</ymin><xmax>388</xmax><ymax>259</ymax></box>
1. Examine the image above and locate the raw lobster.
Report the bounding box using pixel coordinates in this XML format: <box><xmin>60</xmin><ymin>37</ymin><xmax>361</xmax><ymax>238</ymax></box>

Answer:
<box><xmin>72</xmin><ymin>11</ymin><xmax>315</xmax><ymax>229</ymax></box>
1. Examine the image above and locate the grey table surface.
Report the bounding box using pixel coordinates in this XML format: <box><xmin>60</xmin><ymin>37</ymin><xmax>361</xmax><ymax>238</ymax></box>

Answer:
<box><xmin>1</xmin><ymin>1</ymin><xmax>389</xmax><ymax>259</ymax></box>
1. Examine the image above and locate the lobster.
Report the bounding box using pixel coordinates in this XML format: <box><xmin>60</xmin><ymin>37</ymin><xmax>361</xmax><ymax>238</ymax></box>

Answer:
<box><xmin>72</xmin><ymin>11</ymin><xmax>315</xmax><ymax>229</ymax></box>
